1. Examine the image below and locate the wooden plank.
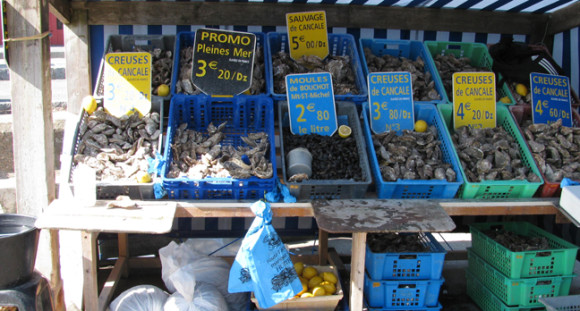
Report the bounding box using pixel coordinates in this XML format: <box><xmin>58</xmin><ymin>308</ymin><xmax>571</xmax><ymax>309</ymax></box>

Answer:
<box><xmin>175</xmin><ymin>202</ymin><xmax>314</xmax><ymax>218</ymax></box>
<box><xmin>71</xmin><ymin>1</ymin><xmax>546</xmax><ymax>35</ymax></box>
<box><xmin>49</xmin><ymin>0</ymin><xmax>71</xmax><ymax>24</ymax></box>
<box><xmin>64</xmin><ymin>9</ymin><xmax>91</xmax><ymax>114</ymax></box>
<box><xmin>319</xmin><ymin>229</ymin><xmax>328</xmax><ymax>265</ymax></box>
<box><xmin>349</xmin><ymin>232</ymin><xmax>366</xmax><ymax>311</ymax></box>
<box><xmin>118</xmin><ymin>233</ymin><xmax>130</xmax><ymax>278</ymax></box>
<box><xmin>98</xmin><ymin>256</ymin><xmax>127</xmax><ymax>311</ymax></box>
<box><xmin>36</xmin><ymin>200</ymin><xmax>177</xmax><ymax>233</ymax></box>
<box><xmin>82</xmin><ymin>231</ymin><xmax>99</xmax><ymax>311</ymax></box>
<box><xmin>441</xmin><ymin>199</ymin><xmax>560</xmax><ymax>216</ymax></box>
<box><xmin>548</xmin><ymin>1</ymin><xmax>580</xmax><ymax>35</ymax></box>
<box><xmin>312</xmin><ymin>199</ymin><xmax>456</xmax><ymax>233</ymax></box>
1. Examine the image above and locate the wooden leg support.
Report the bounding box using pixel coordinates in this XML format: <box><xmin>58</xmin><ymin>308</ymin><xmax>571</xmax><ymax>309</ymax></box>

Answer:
<box><xmin>318</xmin><ymin>229</ymin><xmax>328</xmax><ymax>265</ymax></box>
<box><xmin>81</xmin><ymin>231</ymin><xmax>99</xmax><ymax>311</ymax></box>
<box><xmin>350</xmin><ymin>232</ymin><xmax>367</xmax><ymax>311</ymax></box>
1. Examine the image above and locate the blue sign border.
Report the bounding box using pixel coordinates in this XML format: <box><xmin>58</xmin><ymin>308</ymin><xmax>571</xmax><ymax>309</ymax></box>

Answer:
<box><xmin>530</xmin><ymin>72</ymin><xmax>572</xmax><ymax>127</ymax></box>
<box><xmin>286</xmin><ymin>72</ymin><xmax>337</xmax><ymax>136</ymax></box>
<box><xmin>367</xmin><ymin>72</ymin><xmax>414</xmax><ymax>134</ymax></box>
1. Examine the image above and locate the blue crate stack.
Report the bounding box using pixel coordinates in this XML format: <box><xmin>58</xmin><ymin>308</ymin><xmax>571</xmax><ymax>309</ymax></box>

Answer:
<box><xmin>363</xmin><ymin>233</ymin><xmax>446</xmax><ymax>310</ymax></box>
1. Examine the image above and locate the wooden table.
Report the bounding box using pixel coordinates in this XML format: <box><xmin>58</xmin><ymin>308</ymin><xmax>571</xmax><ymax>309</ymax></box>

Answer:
<box><xmin>36</xmin><ymin>198</ymin><xmax>568</xmax><ymax>311</ymax></box>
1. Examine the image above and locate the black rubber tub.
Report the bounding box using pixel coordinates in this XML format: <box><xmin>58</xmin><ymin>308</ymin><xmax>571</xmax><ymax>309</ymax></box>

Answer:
<box><xmin>0</xmin><ymin>214</ymin><xmax>39</xmax><ymax>289</ymax></box>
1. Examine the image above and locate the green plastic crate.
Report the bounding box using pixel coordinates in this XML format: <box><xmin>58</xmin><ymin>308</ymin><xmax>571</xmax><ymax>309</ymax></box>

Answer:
<box><xmin>467</xmin><ymin>248</ymin><xmax>574</xmax><ymax>307</ymax></box>
<box><xmin>424</xmin><ymin>41</ymin><xmax>516</xmax><ymax>105</ymax></box>
<box><xmin>466</xmin><ymin>271</ymin><xmax>543</xmax><ymax>311</ymax></box>
<box><xmin>437</xmin><ymin>104</ymin><xmax>543</xmax><ymax>199</ymax></box>
<box><xmin>470</xmin><ymin>222</ymin><xmax>580</xmax><ymax>279</ymax></box>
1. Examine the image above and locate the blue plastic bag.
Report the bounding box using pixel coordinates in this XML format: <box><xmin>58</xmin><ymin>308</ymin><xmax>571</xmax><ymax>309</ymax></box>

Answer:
<box><xmin>228</xmin><ymin>200</ymin><xmax>302</xmax><ymax>309</ymax></box>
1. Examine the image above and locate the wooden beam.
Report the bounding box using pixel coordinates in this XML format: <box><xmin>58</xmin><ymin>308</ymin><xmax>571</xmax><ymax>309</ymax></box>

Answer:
<box><xmin>441</xmin><ymin>199</ymin><xmax>560</xmax><ymax>216</ymax></box>
<box><xmin>547</xmin><ymin>1</ymin><xmax>580</xmax><ymax>35</ymax></box>
<box><xmin>4</xmin><ymin>1</ymin><xmax>66</xmax><ymax>308</ymax></box>
<box><xmin>349</xmin><ymin>232</ymin><xmax>366</xmax><ymax>311</ymax></box>
<box><xmin>64</xmin><ymin>9</ymin><xmax>91</xmax><ymax>114</ymax></box>
<box><xmin>98</xmin><ymin>256</ymin><xmax>127</xmax><ymax>310</ymax></box>
<box><xmin>71</xmin><ymin>1</ymin><xmax>546</xmax><ymax>35</ymax></box>
<box><xmin>82</xmin><ymin>231</ymin><xmax>99</xmax><ymax>311</ymax></box>
<box><xmin>49</xmin><ymin>0</ymin><xmax>71</xmax><ymax>24</ymax></box>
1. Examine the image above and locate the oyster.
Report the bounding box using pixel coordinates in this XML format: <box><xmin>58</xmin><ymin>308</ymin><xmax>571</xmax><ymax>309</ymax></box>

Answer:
<box><xmin>73</xmin><ymin>107</ymin><xmax>161</xmax><ymax>182</ymax></box>
<box><xmin>451</xmin><ymin>125</ymin><xmax>541</xmax><ymax>182</ymax></box>
<box><xmin>519</xmin><ymin>118</ymin><xmax>580</xmax><ymax>182</ymax></box>
<box><xmin>372</xmin><ymin>125</ymin><xmax>456</xmax><ymax>182</ymax></box>
<box><xmin>272</xmin><ymin>52</ymin><xmax>359</xmax><ymax>96</ymax></box>
<box><xmin>166</xmin><ymin>122</ymin><xmax>273</xmax><ymax>180</ymax></box>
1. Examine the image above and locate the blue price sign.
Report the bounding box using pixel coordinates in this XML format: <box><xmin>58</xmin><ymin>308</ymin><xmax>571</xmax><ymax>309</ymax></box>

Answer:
<box><xmin>530</xmin><ymin>72</ymin><xmax>572</xmax><ymax>127</ymax></box>
<box><xmin>367</xmin><ymin>72</ymin><xmax>414</xmax><ymax>133</ymax></box>
<box><xmin>286</xmin><ymin>72</ymin><xmax>337</xmax><ymax>136</ymax></box>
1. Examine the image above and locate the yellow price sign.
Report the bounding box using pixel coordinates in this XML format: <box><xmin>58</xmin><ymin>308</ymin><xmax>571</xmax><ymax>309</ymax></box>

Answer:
<box><xmin>452</xmin><ymin>72</ymin><xmax>496</xmax><ymax>129</ymax></box>
<box><xmin>104</xmin><ymin>52</ymin><xmax>151</xmax><ymax>117</ymax></box>
<box><xmin>286</xmin><ymin>11</ymin><xmax>329</xmax><ymax>60</ymax></box>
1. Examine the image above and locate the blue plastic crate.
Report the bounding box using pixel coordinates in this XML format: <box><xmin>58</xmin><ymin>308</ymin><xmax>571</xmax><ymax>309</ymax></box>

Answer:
<box><xmin>364</xmin><ymin>273</ymin><xmax>444</xmax><ymax>309</ymax></box>
<box><xmin>279</xmin><ymin>101</ymin><xmax>372</xmax><ymax>200</ymax></box>
<box><xmin>363</xmin><ymin>103</ymin><xmax>463</xmax><ymax>198</ymax></box>
<box><xmin>171</xmin><ymin>31</ymin><xmax>271</xmax><ymax>97</ymax></box>
<box><xmin>160</xmin><ymin>95</ymin><xmax>276</xmax><ymax>200</ymax></box>
<box><xmin>359</xmin><ymin>38</ymin><xmax>446</xmax><ymax>105</ymax></box>
<box><xmin>366</xmin><ymin>233</ymin><xmax>447</xmax><ymax>280</ymax></box>
<box><xmin>268</xmin><ymin>32</ymin><xmax>368</xmax><ymax>103</ymax></box>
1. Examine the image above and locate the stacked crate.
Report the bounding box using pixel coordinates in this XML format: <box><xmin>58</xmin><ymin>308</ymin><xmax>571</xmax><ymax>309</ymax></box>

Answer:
<box><xmin>363</xmin><ymin>233</ymin><xmax>446</xmax><ymax>310</ymax></box>
<box><xmin>467</xmin><ymin>222</ymin><xmax>579</xmax><ymax>311</ymax></box>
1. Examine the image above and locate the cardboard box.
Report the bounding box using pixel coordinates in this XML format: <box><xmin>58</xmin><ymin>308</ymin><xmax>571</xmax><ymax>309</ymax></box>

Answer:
<box><xmin>251</xmin><ymin>265</ymin><xmax>343</xmax><ymax>311</ymax></box>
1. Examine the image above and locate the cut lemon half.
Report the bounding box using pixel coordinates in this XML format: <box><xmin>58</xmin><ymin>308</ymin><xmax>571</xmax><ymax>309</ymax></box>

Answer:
<box><xmin>338</xmin><ymin>125</ymin><xmax>351</xmax><ymax>138</ymax></box>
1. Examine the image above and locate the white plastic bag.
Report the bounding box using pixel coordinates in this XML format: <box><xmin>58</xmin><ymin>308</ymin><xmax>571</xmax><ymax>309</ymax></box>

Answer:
<box><xmin>159</xmin><ymin>240</ymin><xmax>247</xmax><ymax>311</ymax></box>
<box><xmin>109</xmin><ymin>285</ymin><xmax>169</xmax><ymax>311</ymax></box>
<box><xmin>164</xmin><ymin>282</ymin><xmax>228</xmax><ymax>311</ymax></box>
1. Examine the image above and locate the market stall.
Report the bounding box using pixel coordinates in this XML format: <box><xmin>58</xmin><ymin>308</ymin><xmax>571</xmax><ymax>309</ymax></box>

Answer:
<box><xmin>3</xmin><ymin>0</ymin><xmax>580</xmax><ymax>311</ymax></box>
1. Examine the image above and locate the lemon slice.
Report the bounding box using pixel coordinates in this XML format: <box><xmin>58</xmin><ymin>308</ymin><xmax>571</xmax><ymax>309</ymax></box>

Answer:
<box><xmin>338</xmin><ymin>125</ymin><xmax>351</xmax><ymax>138</ymax></box>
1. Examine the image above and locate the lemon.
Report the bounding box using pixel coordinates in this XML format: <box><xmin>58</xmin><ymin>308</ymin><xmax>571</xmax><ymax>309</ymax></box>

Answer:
<box><xmin>338</xmin><ymin>125</ymin><xmax>352</xmax><ymax>138</ymax></box>
<box><xmin>312</xmin><ymin>286</ymin><xmax>326</xmax><ymax>296</ymax></box>
<box><xmin>321</xmin><ymin>271</ymin><xmax>338</xmax><ymax>285</ymax></box>
<box><xmin>82</xmin><ymin>95</ymin><xmax>98</xmax><ymax>115</ymax></box>
<box><xmin>500</xmin><ymin>96</ymin><xmax>512</xmax><ymax>104</ymax></box>
<box><xmin>294</xmin><ymin>262</ymin><xmax>304</xmax><ymax>276</ymax></box>
<box><xmin>414</xmin><ymin>120</ymin><xmax>428</xmax><ymax>133</ymax></box>
<box><xmin>302</xmin><ymin>266</ymin><xmax>318</xmax><ymax>280</ymax></box>
<box><xmin>300</xmin><ymin>292</ymin><xmax>314</xmax><ymax>298</ymax></box>
<box><xmin>297</xmin><ymin>280</ymin><xmax>308</xmax><ymax>296</ymax></box>
<box><xmin>308</xmin><ymin>276</ymin><xmax>323</xmax><ymax>290</ymax></box>
<box><xmin>515</xmin><ymin>83</ymin><xmax>528</xmax><ymax>96</ymax></box>
<box><xmin>157</xmin><ymin>84</ymin><xmax>170</xmax><ymax>97</ymax></box>
<box><xmin>136</xmin><ymin>171</ymin><xmax>152</xmax><ymax>183</ymax></box>
<box><xmin>320</xmin><ymin>281</ymin><xmax>336</xmax><ymax>295</ymax></box>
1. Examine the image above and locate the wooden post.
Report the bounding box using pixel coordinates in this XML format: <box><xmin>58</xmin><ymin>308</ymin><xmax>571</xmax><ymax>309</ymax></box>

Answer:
<box><xmin>82</xmin><ymin>231</ymin><xmax>100</xmax><ymax>311</ymax></box>
<box><xmin>64</xmin><ymin>8</ymin><xmax>91</xmax><ymax>114</ymax></box>
<box><xmin>4</xmin><ymin>0</ymin><xmax>64</xmax><ymax>310</ymax></box>
<box><xmin>350</xmin><ymin>232</ymin><xmax>366</xmax><ymax>311</ymax></box>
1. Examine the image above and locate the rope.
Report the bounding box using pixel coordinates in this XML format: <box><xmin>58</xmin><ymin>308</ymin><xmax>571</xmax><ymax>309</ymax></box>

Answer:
<box><xmin>3</xmin><ymin>31</ymin><xmax>50</xmax><ymax>42</ymax></box>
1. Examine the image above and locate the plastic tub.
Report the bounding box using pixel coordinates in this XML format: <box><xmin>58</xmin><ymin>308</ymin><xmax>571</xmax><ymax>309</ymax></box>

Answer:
<box><xmin>437</xmin><ymin>103</ymin><xmax>543</xmax><ymax>199</ymax></box>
